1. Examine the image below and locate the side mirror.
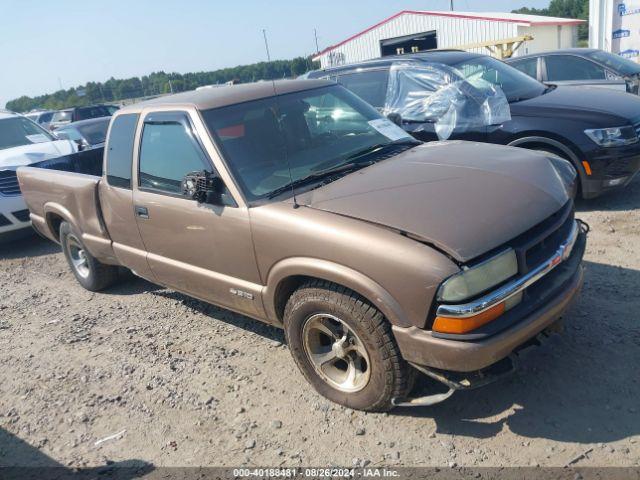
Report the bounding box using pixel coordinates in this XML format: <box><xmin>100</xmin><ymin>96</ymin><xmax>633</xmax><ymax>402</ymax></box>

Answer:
<box><xmin>182</xmin><ymin>170</ymin><xmax>224</xmax><ymax>204</ymax></box>
<box><xmin>387</xmin><ymin>112</ymin><xmax>402</xmax><ymax>126</ymax></box>
<box><xmin>74</xmin><ymin>139</ymin><xmax>90</xmax><ymax>151</ymax></box>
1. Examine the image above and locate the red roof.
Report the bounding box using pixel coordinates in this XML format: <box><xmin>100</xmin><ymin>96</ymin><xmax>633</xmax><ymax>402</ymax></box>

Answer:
<box><xmin>313</xmin><ymin>10</ymin><xmax>585</xmax><ymax>59</ymax></box>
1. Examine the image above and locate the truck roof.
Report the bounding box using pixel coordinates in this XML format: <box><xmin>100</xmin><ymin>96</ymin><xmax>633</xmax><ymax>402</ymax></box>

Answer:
<box><xmin>119</xmin><ymin>79</ymin><xmax>333</xmax><ymax>113</ymax></box>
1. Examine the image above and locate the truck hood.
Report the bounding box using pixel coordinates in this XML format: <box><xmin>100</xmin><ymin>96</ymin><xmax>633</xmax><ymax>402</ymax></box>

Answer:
<box><xmin>296</xmin><ymin>142</ymin><xmax>571</xmax><ymax>262</ymax></box>
<box><xmin>0</xmin><ymin>140</ymin><xmax>76</xmax><ymax>169</ymax></box>
<box><xmin>512</xmin><ymin>85</ymin><xmax>640</xmax><ymax>123</ymax></box>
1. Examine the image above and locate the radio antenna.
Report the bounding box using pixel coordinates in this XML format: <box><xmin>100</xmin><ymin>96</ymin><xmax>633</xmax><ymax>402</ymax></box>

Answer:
<box><xmin>262</xmin><ymin>29</ymin><xmax>272</xmax><ymax>62</ymax></box>
<box><xmin>262</xmin><ymin>28</ymin><xmax>299</xmax><ymax>208</ymax></box>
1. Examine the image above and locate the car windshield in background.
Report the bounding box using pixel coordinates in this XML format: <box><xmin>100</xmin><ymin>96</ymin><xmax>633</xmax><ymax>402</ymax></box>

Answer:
<box><xmin>454</xmin><ymin>56</ymin><xmax>547</xmax><ymax>102</ymax></box>
<box><xmin>0</xmin><ymin>117</ymin><xmax>54</xmax><ymax>150</ymax></box>
<box><xmin>202</xmin><ymin>85</ymin><xmax>417</xmax><ymax>201</ymax></box>
<box><xmin>586</xmin><ymin>50</ymin><xmax>640</xmax><ymax>76</ymax></box>
<box><xmin>76</xmin><ymin>106</ymin><xmax>112</xmax><ymax>121</ymax></box>
<box><xmin>77</xmin><ymin>119</ymin><xmax>110</xmax><ymax>145</ymax></box>
<box><xmin>52</xmin><ymin>111</ymin><xmax>72</xmax><ymax>123</ymax></box>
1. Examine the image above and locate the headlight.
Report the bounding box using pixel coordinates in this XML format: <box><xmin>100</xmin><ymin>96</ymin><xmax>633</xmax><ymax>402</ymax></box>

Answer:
<box><xmin>584</xmin><ymin>126</ymin><xmax>638</xmax><ymax>147</ymax></box>
<box><xmin>438</xmin><ymin>249</ymin><xmax>518</xmax><ymax>303</ymax></box>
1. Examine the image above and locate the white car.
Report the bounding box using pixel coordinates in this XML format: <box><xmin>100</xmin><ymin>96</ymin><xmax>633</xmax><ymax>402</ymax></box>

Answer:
<box><xmin>0</xmin><ymin>111</ymin><xmax>76</xmax><ymax>242</ymax></box>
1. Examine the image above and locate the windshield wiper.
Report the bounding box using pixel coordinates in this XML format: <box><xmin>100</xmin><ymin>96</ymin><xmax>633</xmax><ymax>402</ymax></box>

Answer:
<box><xmin>343</xmin><ymin>139</ymin><xmax>419</xmax><ymax>162</ymax></box>
<box><xmin>267</xmin><ymin>160</ymin><xmax>375</xmax><ymax>199</ymax></box>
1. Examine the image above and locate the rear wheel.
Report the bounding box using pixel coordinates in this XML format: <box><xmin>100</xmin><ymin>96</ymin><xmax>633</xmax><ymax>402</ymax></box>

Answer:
<box><xmin>60</xmin><ymin>222</ymin><xmax>119</xmax><ymax>291</ymax></box>
<box><xmin>284</xmin><ymin>280</ymin><xmax>414</xmax><ymax>411</ymax></box>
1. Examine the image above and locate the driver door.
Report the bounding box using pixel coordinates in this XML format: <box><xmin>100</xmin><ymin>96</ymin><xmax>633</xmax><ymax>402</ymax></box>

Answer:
<box><xmin>132</xmin><ymin>110</ymin><xmax>263</xmax><ymax>318</ymax></box>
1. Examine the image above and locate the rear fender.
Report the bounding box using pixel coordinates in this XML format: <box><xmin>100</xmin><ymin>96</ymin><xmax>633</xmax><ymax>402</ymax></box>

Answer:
<box><xmin>42</xmin><ymin>202</ymin><xmax>118</xmax><ymax>265</ymax></box>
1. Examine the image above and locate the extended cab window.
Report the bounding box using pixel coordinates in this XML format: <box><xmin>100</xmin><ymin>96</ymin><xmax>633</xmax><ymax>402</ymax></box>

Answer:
<box><xmin>138</xmin><ymin>114</ymin><xmax>209</xmax><ymax>194</ymax></box>
<box><xmin>336</xmin><ymin>70</ymin><xmax>389</xmax><ymax>109</ymax></box>
<box><xmin>106</xmin><ymin>114</ymin><xmax>139</xmax><ymax>189</ymax></box>
<box><xmin>545</xmin><ymin>55</ymin><xmax>606</xmax><ymax>81</ymax></box>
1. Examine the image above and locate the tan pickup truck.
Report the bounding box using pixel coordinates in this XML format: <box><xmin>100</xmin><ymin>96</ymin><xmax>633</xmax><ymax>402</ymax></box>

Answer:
<box><xmin>18</xmin><ymin>80</ymin><xmax>587</xmax><ymax>411</ymax></box>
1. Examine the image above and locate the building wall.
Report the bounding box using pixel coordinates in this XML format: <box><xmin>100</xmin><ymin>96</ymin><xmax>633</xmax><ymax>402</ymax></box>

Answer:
<box><xmin>589</xmin><ymin>0</ymin><xmax>614</xmax><ymax>51</ymax></box>
<box><xmin>517</xmin><ymin>24</ymin><xmax>578</xmax><ymax>55</ymax></box>
<box><xmin>316</xmin><ymin>12</ymin><xmax>519</xmax><ymax>68</ymax></box>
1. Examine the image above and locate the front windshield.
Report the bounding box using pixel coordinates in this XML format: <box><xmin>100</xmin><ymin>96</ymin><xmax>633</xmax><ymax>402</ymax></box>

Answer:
<box><xmin>0</xmin><ymin>116</ymin><xmax>54</xmax><ymax>151</ymax></box>
<box><xmin>586</xmin><ymin>50</ymin><xmax>640</xmax><ymax>76</ymax></box>
<box><xmin>454</xmin><ymin>56</ymin><xmax>547</xmax><ymax>102</ymax></box>
<box><xmin>202</xmin><ymin>85</ymin><xmax>416</xmax><ymax>201</ymax></box>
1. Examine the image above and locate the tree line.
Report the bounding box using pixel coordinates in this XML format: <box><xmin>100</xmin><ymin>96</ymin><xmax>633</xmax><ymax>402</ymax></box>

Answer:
<box><xmin>513</xmin><ymin>0</ymin><xmax>589</xmax><ymax>41</ymax></box>
<box><xmin>7</xmin><ymin>56</ymin><xmax>318</xmax><ymax>113</ymax></box>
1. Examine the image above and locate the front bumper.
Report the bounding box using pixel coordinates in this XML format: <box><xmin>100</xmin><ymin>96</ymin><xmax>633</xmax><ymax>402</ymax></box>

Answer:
<box><xmin>393</xmin><ymin>227</ymin><xmax>586</xmax><ymax>373</ymax></box>
<box><xmin>581</xmin><ymin>143</ymin><xmax>640</xmax><ymax>198</ymax></box>
<box><xmin>0</xmin><ymin>194</ymin><xmax>32</xmax><ymax>241</ymax></box>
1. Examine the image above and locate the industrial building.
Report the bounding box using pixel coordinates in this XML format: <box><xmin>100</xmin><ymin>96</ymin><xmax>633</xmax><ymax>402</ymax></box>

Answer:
<box><xmin>590</xmin><ymin>0</ymin><xmax>640</xmax><ymax>61</ymax></box>
<box><xmin>313</xmin><ymin>10</ymin><xmax>585</xmax><ymax>69</ymax></box>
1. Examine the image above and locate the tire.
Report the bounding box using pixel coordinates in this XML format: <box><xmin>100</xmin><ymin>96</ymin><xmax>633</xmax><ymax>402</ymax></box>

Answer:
<box><xmin>59</xmin><ymin>221</ymin><xmax>120</xmax><ymax>291</ymax></box>
<box><xmin>284</xmin><ymin>280</ymin><xmax>414</xmax><ymax>411</ymax></box>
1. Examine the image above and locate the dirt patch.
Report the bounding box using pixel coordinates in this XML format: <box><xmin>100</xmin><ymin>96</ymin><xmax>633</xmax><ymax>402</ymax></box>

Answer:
<box><xmin>0</xmin><ymin>180</ymin><xmax>639</xmax><ymax>469</ymax></box>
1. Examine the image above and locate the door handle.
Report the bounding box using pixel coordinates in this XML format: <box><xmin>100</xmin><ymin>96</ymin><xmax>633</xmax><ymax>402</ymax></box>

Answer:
<box><xmin>135</xmin><ymin>206</ymin><xmax>149</xmax><ymax>219</ymax></box>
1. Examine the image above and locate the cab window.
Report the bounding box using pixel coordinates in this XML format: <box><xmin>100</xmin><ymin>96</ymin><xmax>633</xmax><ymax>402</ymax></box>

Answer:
<box><xmin>545</xmin><ymin>55</ymin><xmax>606</xmax><ymax>81</ymax></box>
<box><xmin>105</xmin><ymin>114</ymin><xmax>139</xmax><ymax>188</ymax></box>
<box><xmin>138</xmin><ymin>113</ymin><xmax>210</xmax><ymax>195</ymax></box>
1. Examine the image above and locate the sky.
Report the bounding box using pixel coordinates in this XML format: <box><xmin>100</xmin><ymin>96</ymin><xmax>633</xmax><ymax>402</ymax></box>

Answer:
<box><xmin>0</xmin><ymin>0</ymin><xmax>552</xmax><ymax>108</ymax></box>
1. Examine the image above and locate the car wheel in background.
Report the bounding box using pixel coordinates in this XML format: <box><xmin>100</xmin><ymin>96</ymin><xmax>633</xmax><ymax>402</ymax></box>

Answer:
<box><xmin>59</xmin><ymin>221</ymin><xmax>120</xmax><ymax>291</ymax></box>
<box><xmin>284</xmin><ymin>279</ymin><xmax>415</xmax><ymax>411</ymax></box>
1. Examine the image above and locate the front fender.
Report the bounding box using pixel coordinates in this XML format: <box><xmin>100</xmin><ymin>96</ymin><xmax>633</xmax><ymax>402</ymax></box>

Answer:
<box><xmin>263</xmin><ymin>257</ymin><xmax>412</xmax><ymax>328</ymax></box>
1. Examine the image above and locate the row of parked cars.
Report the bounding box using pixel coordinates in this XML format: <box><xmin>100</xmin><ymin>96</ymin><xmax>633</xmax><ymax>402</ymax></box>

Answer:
<box><xmin>24</xmin><ymin>104</ymin><xmax>118</xmax><ymax>132</ymax></box>
<box><xmin>0</xmin><ymin>105</ymin><xmax>114</xmax><ymax>241</ymax></box>
<box><xmin>5</xmin><ymin>46</ymin><xmax>640</xmax><ymax>410</ymax></box>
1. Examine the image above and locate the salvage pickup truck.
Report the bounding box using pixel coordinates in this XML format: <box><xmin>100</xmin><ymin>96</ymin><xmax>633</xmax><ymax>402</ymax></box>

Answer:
<box><xmin>18</xmin><ymin>80</ymin><xmax>587</xmax><ymax>411</ymax></box>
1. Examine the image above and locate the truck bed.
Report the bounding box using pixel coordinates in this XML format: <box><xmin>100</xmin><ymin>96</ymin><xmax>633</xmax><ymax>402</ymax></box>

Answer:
<box><xmin>17</xmin><ymin>147</ymin><xmax>118</xmax><ymax>264</ymax></box>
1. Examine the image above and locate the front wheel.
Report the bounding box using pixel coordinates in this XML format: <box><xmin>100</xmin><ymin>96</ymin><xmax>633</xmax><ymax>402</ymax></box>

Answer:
<box><xmin>284</xmin><ymin>280</ymin><xmax>414</xmax><ymax>411</ymax></box>
<box><xmin>60</xmin><ymin>222</ymin><xmax>120</xmax><ymax>291</ymax></box>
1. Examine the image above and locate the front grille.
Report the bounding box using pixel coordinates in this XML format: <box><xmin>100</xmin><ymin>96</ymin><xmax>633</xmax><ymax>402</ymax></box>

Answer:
<box><xmin>634</xmin><ymin>121</ymin><xmax>640</xmax><ymax>138</ymax></box>
<box><xmin>0</xmin><ymin>170</ymin><xmax>21</xmax><ymax>196</ymax></box>
<box><xmin>509</xmin><ymin>201</ymin><xmax>574</xmax><ymax>274</ymax></box>
<box><xmin>524</xmin><ymin>213</ymin><xmax>574</xmax><ymax>270</ymax></box>
<box><xmin>0</xmin><ymin>214</ymin><xmax>11</xmax><ymax>227</ymax></box>
<box><xmin>12</xmin><ymin>209</ymin><xmax>30</xmax><ymax>222</ymax></box>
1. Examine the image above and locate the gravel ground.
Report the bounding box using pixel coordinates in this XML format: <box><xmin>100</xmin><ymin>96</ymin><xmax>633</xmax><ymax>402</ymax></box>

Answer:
<box><xmin>0</xmin><ymin>179</ymin><xmax>639</xmax><ymax>470</ymax></box>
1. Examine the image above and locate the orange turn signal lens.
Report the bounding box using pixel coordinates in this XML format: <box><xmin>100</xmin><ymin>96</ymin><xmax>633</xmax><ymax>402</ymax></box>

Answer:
<box><xmin>433</xmin><ymin>302</ymin><xmax>506</xmax><ymax>334</ymax></box>
<box><xmin>582</xmin><ymin>161</ymin><xmax>593</xmax><ymax>176</ymax></box>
